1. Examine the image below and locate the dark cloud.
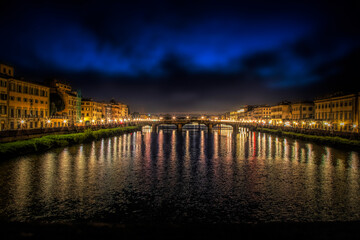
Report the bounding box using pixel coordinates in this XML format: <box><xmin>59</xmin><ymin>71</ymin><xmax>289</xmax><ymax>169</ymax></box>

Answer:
<box><xmin>0</xmin><ymin>0</ymin><xmax>359</xmax><ymax>113</ymax></box>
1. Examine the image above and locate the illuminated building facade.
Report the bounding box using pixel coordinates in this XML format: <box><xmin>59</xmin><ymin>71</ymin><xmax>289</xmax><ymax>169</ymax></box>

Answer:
<box><xmin>290</xmin><ymin>102</ymin><xmax>314</xmax><ymax>120</ymax></box>
<box><xmin>0</xmin><ymin>64</ymin><xmax>50</xmax><ymax>130</ymax></box>
<box><xmin>314</xmin><ymin>93</ymin><xmax>359</xmax><ymax>132</ymax></box>
<box><xmin>253</xmin><ymin>105</ymin><xmax>271</xmax><ymax>120</ymax></box>
<box><xmin>81</xmin><ymin>98</ymin><xmax>104</xmax><ymax>125</ymax></box>
<box><xmin>270</xmin><ymin>102</ymin><xmax>291</xmax><ymax>125</ymax></box>
<box><xmin>48</xmin><ymin>79</ymin><xmax>81</xmax><ymax>127</ymax></box>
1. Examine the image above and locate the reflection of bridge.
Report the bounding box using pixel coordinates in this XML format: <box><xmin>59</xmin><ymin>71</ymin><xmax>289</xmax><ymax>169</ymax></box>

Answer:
<box><xmin>137</xmin><ymin>120</ymin><xmax>240</xmax><ymax>133</ymax></box>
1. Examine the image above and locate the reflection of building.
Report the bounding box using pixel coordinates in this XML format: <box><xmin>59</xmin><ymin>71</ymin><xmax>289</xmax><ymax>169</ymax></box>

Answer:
<box><xmin>314</xmin><ymin>93</ymin><xmax>359</xmax><ymax>132</ymax></box>
<box><xmin>0</xmin><ymin>64</ymin><xmax>50</xmax><ymax>130</ymax></box>
<box><xmin>270</xmin><ymin>101</ymin><xmax>291</xmax><ymax>125</ymax></box>
<box><xmin>48</xmin><ymin>79</ymin><xmax>81</xmax><ymax>126</ymax></box>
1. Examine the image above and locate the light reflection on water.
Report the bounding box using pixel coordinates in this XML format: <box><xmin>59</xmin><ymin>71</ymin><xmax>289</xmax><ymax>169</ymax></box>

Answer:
<box><xmin>0</xmin><ymin>128</ymin><xmax>359</xmax><ymax>223</ymax></box>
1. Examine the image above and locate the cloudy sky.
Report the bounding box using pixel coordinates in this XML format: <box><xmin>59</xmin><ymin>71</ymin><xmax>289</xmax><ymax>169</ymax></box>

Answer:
<box><xmin>0</xmin><ymin>0</ymin><xmax>359</xmax><ymax>114</ymax></box>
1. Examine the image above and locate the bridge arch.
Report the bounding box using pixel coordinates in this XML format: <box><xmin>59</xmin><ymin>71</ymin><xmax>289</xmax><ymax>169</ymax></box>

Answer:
<box><xmin>138</xmin><ymin>120</ymin><xmax>240</xmax><ymax>133</ymax></box>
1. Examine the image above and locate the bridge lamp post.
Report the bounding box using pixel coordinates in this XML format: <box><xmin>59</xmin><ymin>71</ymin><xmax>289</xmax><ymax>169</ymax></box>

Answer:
<box><xmin>172</xmin><ymin>116</ymin><xmax>176</xmax><ymax>120</ymax></box>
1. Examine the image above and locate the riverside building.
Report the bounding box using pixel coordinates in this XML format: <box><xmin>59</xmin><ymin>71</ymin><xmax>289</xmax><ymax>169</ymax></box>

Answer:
<box><xmin>253</xmin><ymin>105</ymin><xmax>271</xmax><ymax>121</ymax></box>
<box><xmin>0</xmin><ymin>64</ymin><xmax>50</xmax><ymax>130</ymax></box>
<box><xmin>81</xmin><ymin>98</ymin><xmax>105</xmax><ymax>125</ymax></box>
<box><xmin>289</xmin><ymin>101</ymin><xmax>314</xmax><ymax>128</ymax></box>
<box><xmin>270</xmin><ymin>101</ymin><xmax>291</xmax><ymax>126</ymax></box>
<box><xmin>314</xmin><ymin>93</ymin><xmax>359</xmax><ymax>132</ymax></box>
<box><xmin>48</xmin><ymin>79</ymin><xmax>81</xmax><ymax>127</ymax></box>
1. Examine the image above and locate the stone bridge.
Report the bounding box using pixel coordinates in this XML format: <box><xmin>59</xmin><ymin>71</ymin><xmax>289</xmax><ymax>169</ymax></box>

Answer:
<box><xmin>136</xmin><ymin>120</ymin><xmax>240</xmax><ymax>133</ymax></box>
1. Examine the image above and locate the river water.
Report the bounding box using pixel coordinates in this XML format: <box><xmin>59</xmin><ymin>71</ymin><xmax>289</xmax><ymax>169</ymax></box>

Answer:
<box><xmin>0</xmin><ymin>128</ymin><xmax>359</xmax><ymax>224</ymax></box>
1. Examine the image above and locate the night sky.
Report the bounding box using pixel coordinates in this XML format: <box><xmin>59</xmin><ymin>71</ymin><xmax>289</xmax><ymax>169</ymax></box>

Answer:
<box><xmin>0</xmin><ymin>1</ymin><xmax>359</xmax><ymax>114</ymax></box>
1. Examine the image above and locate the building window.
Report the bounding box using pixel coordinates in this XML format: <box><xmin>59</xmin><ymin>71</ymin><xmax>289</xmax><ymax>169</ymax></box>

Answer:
<box><xmin>0</xmin><ymin>94</ymin><xmax>7</xmax><ymax>100</ymax></box>
<box><xmin>17</xmin><ymin>97</ymin><xmax>21</xmax><ymax>102</ymax></box>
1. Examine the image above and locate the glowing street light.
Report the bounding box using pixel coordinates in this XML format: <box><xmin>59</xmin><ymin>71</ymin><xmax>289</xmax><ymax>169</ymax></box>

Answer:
<box><xmin>172</xmin><ymin>116</ymin><xmax>176</xmax><ymax>120</ymax></box>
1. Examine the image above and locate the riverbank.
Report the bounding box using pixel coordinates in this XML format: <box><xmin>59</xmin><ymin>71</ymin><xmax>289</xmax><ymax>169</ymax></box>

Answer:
<box><xmin>0</xmin><ymin>126</ymin><xmax>141</xmax><ymax>159</ymax></box>
<box><xmin>256</xmin><ymin>127</ymin><xmax>360</xmax><ymax>150</ymax></box>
